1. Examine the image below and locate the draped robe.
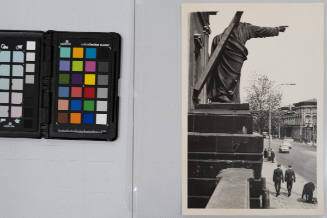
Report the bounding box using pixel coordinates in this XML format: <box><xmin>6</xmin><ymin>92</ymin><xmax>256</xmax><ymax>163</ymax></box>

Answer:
<box><xmin>206</xmin><ymin>22</ymin><xmax>280</xmax><ymax>103</ymax></box>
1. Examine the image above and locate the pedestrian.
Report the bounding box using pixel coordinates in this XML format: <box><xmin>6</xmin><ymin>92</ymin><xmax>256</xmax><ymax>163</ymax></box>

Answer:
<box><xmin>273</xmin><ymin>163</ymin><xmax>284</xmax><ymax>196</ymax></box>
<box><xmin>271</xmin><ymin>149</ymin><xmax>275</xmax><ymax>163</ymax></box>
<box><xmin>267</xmin><ymin>148</ymin><xmax>271</xmax><ymax>161</ymax></box>
<box><xmin>284</xmin><ymin>165</ymin><xmax>296</xmax><ymax>197</ymax></box>
<box><xmin>264</xmin><ymin>148</ymin><xmax>268</xmax><ymax>158</ymax></box>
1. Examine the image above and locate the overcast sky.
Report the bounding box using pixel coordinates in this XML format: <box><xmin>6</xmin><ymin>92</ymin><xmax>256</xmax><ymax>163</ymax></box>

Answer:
<box><xmin>208</xmin><ymin>3</ymin><xmax>324</xmax><ymax>106</ymax></box>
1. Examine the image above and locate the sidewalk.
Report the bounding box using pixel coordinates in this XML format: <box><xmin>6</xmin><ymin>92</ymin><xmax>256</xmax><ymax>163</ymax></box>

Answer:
<box><xmin>262</xmin><ymin>160</ymin><xmax>317</xmax><ymax>209</ymax></box>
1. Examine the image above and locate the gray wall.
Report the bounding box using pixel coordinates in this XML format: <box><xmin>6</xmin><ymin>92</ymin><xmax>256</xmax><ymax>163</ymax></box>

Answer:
<box><xmin>0</xmin><ymin>0</ymin><xmax>134</xmax><ymax>217</ymax></box>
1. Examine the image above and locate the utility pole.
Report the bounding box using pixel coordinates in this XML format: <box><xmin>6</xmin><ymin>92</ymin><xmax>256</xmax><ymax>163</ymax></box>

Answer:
<box><xmin>268</xmin><ymin>107</ymin><xmax>272</xmax><ymax>148</ymax></box>
<box><xmin>268</xmin><ymin>83</ymin><xmax>296</xmax><ymax>149</ymax></box>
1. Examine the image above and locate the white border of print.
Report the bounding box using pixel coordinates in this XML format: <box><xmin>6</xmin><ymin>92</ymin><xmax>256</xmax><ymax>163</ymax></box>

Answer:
<box><xmin>181</xmin><ymin>2</ymin><xmax>325</xmax><ymax>215</ymax></box>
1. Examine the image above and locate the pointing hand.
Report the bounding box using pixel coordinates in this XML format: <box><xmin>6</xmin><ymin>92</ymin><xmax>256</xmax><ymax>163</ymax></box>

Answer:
<box><xmin>279</xmin><ymin>26</ymin><xmax>288</xmax><ymax>32</ymax></box>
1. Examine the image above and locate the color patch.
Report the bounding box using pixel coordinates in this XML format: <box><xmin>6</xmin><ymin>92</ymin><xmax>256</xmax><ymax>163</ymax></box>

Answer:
<box><xmin>25</xmin><ymin>75</ymin><xmax>34</xmax><ymax>84</ymax></box>
<box><xmin>84</xmin><ymin>87</ymin><xmax>95</xmax><ymax>98</ymax></box>
<box><xmin>70</xmin><ymin>113</ymin><xmax>81</xmax><ymax>124</ymax></box>
<box><xmin>72</xmin><ymin>74</ymin><xmax>83</xmax><ymax>84</ymax></box>
<box><xmin>58</xmin><ymin>99</ymin><xmax>69</xmax><ymax>110</ymax></box>
<box><xmin>97</xmin><ymin>75</ymin><xmax>108</xmax><ymax>85</ymax></box>
<box><xmin>96</xmin><ymin>114</ymin><xmax>107</xmax><ymax>125</ymax></box>
<box><xmin>73</xmin><ymin>47</ymin><xmax>84</xmax><ymax>58</ymax></box>
<box><xmin>85</xmin><ymin>61</ymin><xmax>96</xmax><ymax>72</ymax></box>
<box><xmin>71</xmin><ymin>87</ymin><xmax>82</xmax><ymax>97</ymax></box>
<box><xmin>97</xmin><ymin>88</ymin><xmax>108</xmax><ymax>98</ymax></box>
<box><xmin>96</xmin><ymin>101</ymin><xmax>107</xmax><ymax>112</ymax></box>
<box><xmin>26</xmin><ymin>41</ymin><xmax>36</xmax><ymax>50</ymax></box>
<box><xmin>11</xmin><ymin>92</ymin><xmax>22</xmax><ymax>104</ymax></box>
<box><xmin>12</xmin><ymin>79</ymin><xmax>23</xmax><ymax>90</ymax></box>
<box><xmin>60</xmin><ymin>47</ymin><xmax>71</xmax><ymax>58</ymax></box>
<box><xmin>72</xmin><ymin>61</ymin><xmax>83</xmax><ymax>71</ymax></box>
<box><xmin>83</xmin><ymin>100</ymin><xmax>94</xmax><ymax>111</ymax></box>
<box><xmin>70</xmin><ymin>100</ymin><xmax>82</xmax><ymax>110</ymax></box>
<box><xmin>13</xmin><ymin>51</ymin><xmax>24</xmax><ymax>63</ymax></box>
<box><xmin>59</xmin><ymin>60</ymin><xmax>70</xmax><ymax>71</ymax></box>
<box><xmin>0</xmin><ymin>106</ymin><xmax>9</xmax><ymax>117</ymax></box>
<box><xmin>83</xmin><ymin>113</ymin><xmax>94</xmax><ymax>124</ymax></box>
<box><xmin>0</xmin><ymin>92</ymin><xmax>9</xmax><ymax>103</ymax></box>
<box><xmin>26</xmin><ymin>52</ymin><xmax>35</xmax><ymax>61</ymax></box>
<box><xmin>84</xmin><ymin>74</ymin><xmax>96</xmax><ymax>85</ymax></box>
<box><xmin>0</xmin><ymin>51</ymin><xmax>10</xmax><ymax>62</ymax></box>
<box><xmin>85</xmin><ymin>48</ymin><xmax>96</xmax><ymax>59</ymax></box>
<box><xmin>59</xmin><ymin>74</ymin><xmax>70</xmax><ymax>84</ymax></box>
<box><xmin>26</xmin><ymin>64</ymin><xmax>35</xmax><ymax>72</ymax></box>
<box><xmin>11</xmin><ymin>106</ymin><xmax>22</xmax><ymax>118</ymax></box>
<box><xmin>98</xmin><ymin>62</ymin><xmax>109</xmax><ymax>72</ymax></box>
<box><xmin>98</xmin><ymin>48</ymin><xmax>110</xmax><ymax>58</ymax></box>
<box><xmin>0</xmin><ymin>78</ymin><xmax>9</xmax><ymax>90</ymax></box>
<box><xmin>0</xmin><ymin>65</ymin><xmax>10</xmax><ymax>76</ymax></box>
<box><xmin>58</xmin><ymin>86</ymin><xmax>69</xmax><ymax>97</ymax></box>
<box><xmin>58</xmin><ymin>112</ymin><xmax>68</xmax><ymax>123</ymax></box>
<box><xmin>12</xmin><ymin>65</ymin><xmax>23</xmax><ymax>76</ymax></box>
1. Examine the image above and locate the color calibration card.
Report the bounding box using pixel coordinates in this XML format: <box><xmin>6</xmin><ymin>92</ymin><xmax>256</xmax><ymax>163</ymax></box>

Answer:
<box><xmin>49</xmin><ymin>32</ymin><xmax>120</xmax><ymax>140</ymax></box>
<box><xmin>0</xmin><ymin>32</ymin><xmax>41</xmax><ymax>136</ymax></box>
<box><xmin>0</xmin><ymin>31</ymin><xmax>120</xmax><ymax>140</ymax></box>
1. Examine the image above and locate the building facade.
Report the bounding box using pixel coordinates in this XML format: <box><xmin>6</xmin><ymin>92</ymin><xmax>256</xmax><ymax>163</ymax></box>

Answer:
<box><xmin>280</xmin><ymin>99</ymin><xmax>317</xmax><ymax>143</ymax></box>
<box><xmin>188</xmin><ymin>12</ymin><xmax>217</xmax><ymax>110</ymax></box>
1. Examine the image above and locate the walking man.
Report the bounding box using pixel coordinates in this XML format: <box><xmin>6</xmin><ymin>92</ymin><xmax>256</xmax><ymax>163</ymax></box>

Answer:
<box><xmin>285</xmin><ymin>165</ymin><xmax>296</xmax><ymax>196</ymax></box>
<box><xmin>267</xmin><ymin>148</ymin><xmax>271</xmax><ymax>161</ymax></box>
<box><xmin>271</xmin><ymin>149</ymin><xmax>275</xmax><ymax>163</ymax></box>
<box><xmin>273</xmin><ymin>164</ymin><xmax>284</xmax><ymax>196</ymax></box>
<box><xmin>264</xmin><ymin>148</ymin><xmax>268</xmax><ymax>158</ymax></box>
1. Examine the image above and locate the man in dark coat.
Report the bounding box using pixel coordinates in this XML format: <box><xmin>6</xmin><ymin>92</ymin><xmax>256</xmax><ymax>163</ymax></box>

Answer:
<box><xmin>263</xmin><ymin>148</ymin><xmax>268</xmax><ymax>158</ymax></box>
<box><xmin>284</xmin><ymin>165</ymin><xmax>296</xmax><ymax>196</ymax></box>
<box><xmin>206</xmin><ymin>23</ymin><xmax>287</xmax><ymax>103</ymax></box>
<box><xmin>270</xmin><ymin>149</ymin><xmax>275</xmax><ymax>163</ymax></box>
<box><xmin>273</xmin><ymin>164</ymin><xmax>284</xmax><ymax>196</ymax></box>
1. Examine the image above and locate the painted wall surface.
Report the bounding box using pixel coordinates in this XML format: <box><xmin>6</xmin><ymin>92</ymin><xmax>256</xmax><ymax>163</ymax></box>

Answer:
<box><xmin>0</xmin><ymin>0</ymin><xmax>134</xmax><ymax>217</ymax></box>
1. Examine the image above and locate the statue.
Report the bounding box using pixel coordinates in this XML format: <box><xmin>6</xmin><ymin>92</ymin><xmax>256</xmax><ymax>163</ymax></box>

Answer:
<box><xmin>206</xmin><ymin>22</ymin><xmax>287</xmax><ymax>103</ymax></box>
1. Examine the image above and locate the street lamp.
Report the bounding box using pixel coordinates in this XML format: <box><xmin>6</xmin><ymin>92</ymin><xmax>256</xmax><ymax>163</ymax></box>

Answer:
<box><xmin>268</xmin><ymin>83</ymin><xmax>296</xmax><ymax>149</ymax></box>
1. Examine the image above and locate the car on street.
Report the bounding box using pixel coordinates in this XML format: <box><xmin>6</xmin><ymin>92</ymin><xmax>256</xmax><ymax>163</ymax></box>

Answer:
<box><xmin>283</xmin><ymin>138</ymin><xmax>293</xmax><ymax>149</ymax></box>
<box><xmin>279</xmin><ymin>142</ymin><xmax>290</xmax><ymax>153</ymax></box>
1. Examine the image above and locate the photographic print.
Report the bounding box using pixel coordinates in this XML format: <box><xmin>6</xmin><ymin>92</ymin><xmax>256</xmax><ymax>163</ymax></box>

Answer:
<box><xmin>181</xmin><ymin>3</ymin><xmax>324</xmax><ymax>215</ymax></box>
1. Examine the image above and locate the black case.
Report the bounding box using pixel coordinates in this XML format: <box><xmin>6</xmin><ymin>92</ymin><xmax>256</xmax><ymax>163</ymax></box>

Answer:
<box><xmin>0</xmin><ymin>30</ymin><xmax>120</xmax><ymax>141</ymax></box>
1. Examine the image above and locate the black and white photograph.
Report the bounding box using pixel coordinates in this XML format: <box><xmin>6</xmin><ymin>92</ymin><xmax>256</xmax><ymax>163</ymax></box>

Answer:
<box><xmin>182</xmin><ymin>3</ymin><xmax>324</xmax><ymax>215</ymax></box>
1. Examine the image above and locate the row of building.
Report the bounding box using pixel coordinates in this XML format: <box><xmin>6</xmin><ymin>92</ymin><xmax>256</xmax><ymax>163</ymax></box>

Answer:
<box><xmin>279</xmin><ymin>99</ymin><xmax>317</xmax><ymax>144</ymax></box>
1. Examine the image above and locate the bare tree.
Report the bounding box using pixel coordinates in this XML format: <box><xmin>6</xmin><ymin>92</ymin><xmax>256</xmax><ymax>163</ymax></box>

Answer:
<box><xmin>246</xmin><ymin>74</ymin><xmax>282</xmax><ymax>134</ymax></box>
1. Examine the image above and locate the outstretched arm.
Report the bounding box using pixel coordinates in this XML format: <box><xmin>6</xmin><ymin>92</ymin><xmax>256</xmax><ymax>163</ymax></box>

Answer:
<box><xmin>245</xmin><ymin>23</ymin><xmax>287</xmax><ymax>39</ymax></box>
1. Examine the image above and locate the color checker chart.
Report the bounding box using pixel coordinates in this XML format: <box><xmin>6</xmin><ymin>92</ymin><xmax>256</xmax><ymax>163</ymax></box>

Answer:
<box><xmin>57</xmin><ymin>46</ymin><xmax>109</xmax><ymax>125</ymax></box>
<box><xmin>49</xmin><ymin>32</ymin><xmax>120</xmax><ymax>140</ymax></box>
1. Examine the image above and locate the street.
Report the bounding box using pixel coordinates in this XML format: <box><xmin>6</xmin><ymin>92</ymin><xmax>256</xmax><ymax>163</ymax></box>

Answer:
<box><xmin>262</xmin><ymin>138</ymin><xmax>317</xmax><ymax>209</ymax></box>
<box><xmin>264</xmin><ymin>138</ymin><xmax>316</xmax><ymax>183</ymax></box>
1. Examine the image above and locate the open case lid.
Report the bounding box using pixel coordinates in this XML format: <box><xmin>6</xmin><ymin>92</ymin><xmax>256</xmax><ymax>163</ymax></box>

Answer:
<box><xmin>0</xmin><ymin>30</ymin><xmax>43</xmax><ymax>138</ymax></box>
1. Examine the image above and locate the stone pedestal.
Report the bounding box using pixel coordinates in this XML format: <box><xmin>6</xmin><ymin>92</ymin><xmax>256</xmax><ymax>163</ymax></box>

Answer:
<box><xmin>187</xmin><ymin>103</ymin><xmax>265</xmax><ymax>208</ymax></box>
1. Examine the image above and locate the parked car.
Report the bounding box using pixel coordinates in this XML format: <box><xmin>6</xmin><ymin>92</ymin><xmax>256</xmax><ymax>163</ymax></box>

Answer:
<box><xmin>279</xmin><ymin>142</ymin><xmax>290</xmax><ymax>153</ymax></box>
